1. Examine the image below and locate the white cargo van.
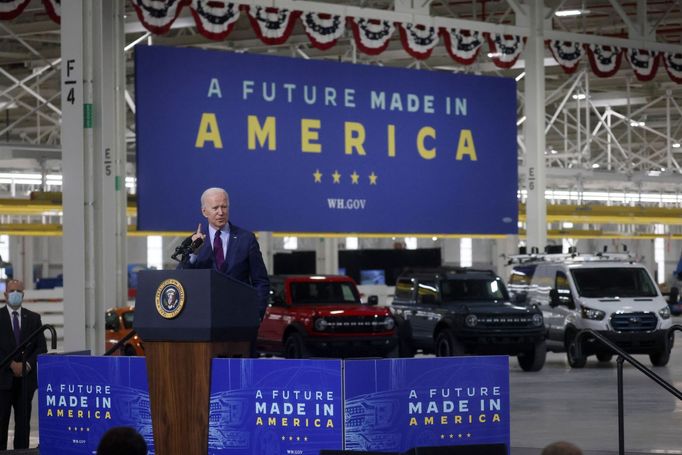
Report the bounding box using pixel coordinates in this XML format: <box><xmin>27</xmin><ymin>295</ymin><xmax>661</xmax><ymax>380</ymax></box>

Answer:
<box><xmin>509</xmin><ymin>253</ymin><xmax>673</xmax><ymax>368</ymax></box>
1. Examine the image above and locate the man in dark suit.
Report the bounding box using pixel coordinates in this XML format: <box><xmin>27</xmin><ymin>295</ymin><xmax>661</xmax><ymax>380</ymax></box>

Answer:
<box><xmin>179</xmin><ymin>187</ymin><xmax>270</xmax><ymax>318</ymax></box>
<box><xmin>0</xmin><ymin>278</ymin><xmax>47</xmax><ymax>450</ymax></box>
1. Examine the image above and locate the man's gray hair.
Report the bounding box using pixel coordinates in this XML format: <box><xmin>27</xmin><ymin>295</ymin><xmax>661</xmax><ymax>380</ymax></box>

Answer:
<box><xmin>200</xmin><ymin>187</ymin><xmax>229</xmax><ymax>208</ymax></box>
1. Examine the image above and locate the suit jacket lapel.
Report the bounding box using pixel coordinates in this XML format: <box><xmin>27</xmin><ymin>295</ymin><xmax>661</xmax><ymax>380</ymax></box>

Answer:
<box><xmin>224</xmin><ymin>226</ymin><xmax>239</xmax><ymax>273</ymax></box>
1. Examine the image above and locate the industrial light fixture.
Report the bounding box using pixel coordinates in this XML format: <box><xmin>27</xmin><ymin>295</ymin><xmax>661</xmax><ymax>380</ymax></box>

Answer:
<box><xmin>555</xmin><ymin>9</ymin><xmax>589</xmax><ymax>17</ymax></box>
<box><xmin>592</xmin><ymin>163</ymin><xmax>600</xmax><ymax>169</ymax></box>
<box><xmin>572</xmin><ymin>93</ymin><xmax>587</xmax><ymax>100</ymax></box>
<box><xmin>673</xmin><ymin>143</ymin><xmax>681</xmax><ymax>148</ymax></box>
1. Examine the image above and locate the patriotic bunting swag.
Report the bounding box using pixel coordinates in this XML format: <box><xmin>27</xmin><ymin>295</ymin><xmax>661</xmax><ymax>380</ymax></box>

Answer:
<box><xmin>190</xmin><ymin>1</ymin><xmax>239</xmax><ymax>41</ymax></box>
<box><xmin>663</xmin><ymin>53</ymin><xmax>682</xmax><ymax>84</ymax></box>
<box><xmin>0</xmin><ymin>0</ymin><xmax>30</xmax><ymax>20</ymax></box>
<box><xmin>441</xmin><ymin>29</ymin><xmax>483</xmax><ymax>65</ymax></box>
<box><xmin>348</xmin><ymin>17</ymin><xmax>395</xmax><ymax>55</ymax></box>
<box><xmin>626</xmin><ymin>48</ymin><xmax>660</xmax><ymax>82</ymax></box>
<box><xmin>398</xmin><ymin>22</ymin><xmax>439</xmax><ymax>60</ymax></box>
<box><xmin>3</xmin><ymin>0</ymin><xmax>682</xmax><ymax>84</ymax></box>
<box><xmin>585</xmin><ymin>44</ymin><xmax>623</xmax><ymax>78</ymax></box>
<box><xmin>302</xmin><ymin>12</ymin><xmax>345</xmax><ymax>50</ymax></box>
<box><xmin>548</xmin><ymin>40</ymin><xmax>583</xmax><ymax>74</ymax></box>
<box><xmin>131</xmin><ymin>0</ymin><xmax>185</xmax><ymax>35</ymax></box>
<box><xmin>485</xmin><ymin>33</ymin><xmax>525</xmax><ymax>69</ymax></box>
<box><xmin>246</xmin><ymin>6</ymin><xmax>300</xmax><ymax>46</ymax></box>
<box><xmin>42</xmin><ymin>0</ymin><xmax>59</xmax><ymax>24</ymax></box>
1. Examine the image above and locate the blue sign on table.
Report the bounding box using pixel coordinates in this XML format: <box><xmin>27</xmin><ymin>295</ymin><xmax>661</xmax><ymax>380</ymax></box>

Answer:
<box><xmin>135</xmin><ymin>45</ymin><xmax>518</xmax><ymax>235</ymax></box>
<box><xmin>344</xmin><ymin>356</ymin><xmax>510</xmax><ymax>453</ymax></box>
<box><xmin>38</xmin><ymin>355</ymin><xmax>153</xmax><ymax>455</ymax></box>
<box><xmin>208</xmin><ymin>358</ymin><xmax>344</xmax><ymax>455</ymax></box>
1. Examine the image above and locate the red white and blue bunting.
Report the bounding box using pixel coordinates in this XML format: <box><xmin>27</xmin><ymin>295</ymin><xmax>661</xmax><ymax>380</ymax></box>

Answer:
<box><xmin>42</xmin><ymin>0</ymin><xmax>59</xmax><ymax>24</ymax></box>
<box><xmin>4</xmin><ymin>0</ymin><xmax>682</xmax><ymax>84</ymax></box>
<box><xmin>663</xmin><ymin>53</ymin><xmax>682</xmax><ymax>84</ymax></box>
<box><xmin>190</xmin><ymin>0</ymin><xmax>239</xmax><ymax>41</ymax></box>
<box><xmin>348</xmin><ymin>17</ymin><xmax>395</xmax><ymax>55</ymax></box>
<box><xmin>485</xmin><ymin>33</ymin><xmax>525</xmax><ymax>69</ymax></box>
<box><xmin>440</xmin><ymin>28</ymin><xmax>483</xmax><ymax>65</ymax></box>
<box><xmin>302</xmin><ymin>12</ymin><xmax>345</xmax><ymax>51</ymax></box>
<box><xmin>246</xmin><ymin>6</ymin><xmax>300</xmax><ymax>46</ymax></box>
<box><xmin>0</xmin><ymin>0</ymin><xmax>30</xmax><ymax>20</ymax></box>
<box><xmin>548</xmin><ymin>40</ymin><xmax>582</xmax><ymax>74</ymax></box>
<box><xmin>131</xmin><ymin>0</ymin><xmax>186</xmax><ymax>35</ymax></box>
<box><xmin>398</xmin><ymin>22</ymin><xmax>439</xmax><ymax>60</ymax></box>
<box><xmin>626</xmin><ymin>48</ymin><xmax>660</xmax><ymax>82</ymax></box>
<box><xmin>585</xmin><ymin>44</ymin><xmax>622</xmax><ymax>78</ymax></box>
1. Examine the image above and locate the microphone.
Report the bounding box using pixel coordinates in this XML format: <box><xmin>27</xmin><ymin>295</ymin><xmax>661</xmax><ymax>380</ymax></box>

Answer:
<box><xmin>189</xmin><ymin>236</ymin><xmax>204</xmax><ymax>252</ymax></box>
<box><xmin>171</xmin><ymin>236</ymin><xmax>193</xmax><ymax>261</ymax></box>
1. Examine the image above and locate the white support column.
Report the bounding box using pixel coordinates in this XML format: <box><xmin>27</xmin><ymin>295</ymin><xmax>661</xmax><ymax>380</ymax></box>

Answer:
<box><xmin>61</xmin><ymin>0</ymin><xmax>88</xmax><ymax>351</ymax></box>
<box><xmin>257</xmin><ymin>231</ymin><xmax>274</xmax><ymax>275</ymax></box>
<box><xmin>441</xmin><ymin>239</ymin><xmax>459</xmax><ymax>266</ymax></box>
<box><xmin>315</xmin><ymin>238</ymin><xmax>339</xmax><ymax>275</ymax></box>
<box><xmin>523</xmin><ymin>0</ymin><xmax>547</xmax><ymax>251</ymax></box>
<box><xmin>92</xmin><ymin>0</ymin><xmax>127</xmax><ymax>354</ymax></box>
<box><xmin>9</xmin><ymin>237</ymin><xmax>33</xmax><ymax>289</ymax></box>
<box><xmin>61</xmin><ymin>0</ymin><xmax>127</xmax><ymax>353</ymax></box>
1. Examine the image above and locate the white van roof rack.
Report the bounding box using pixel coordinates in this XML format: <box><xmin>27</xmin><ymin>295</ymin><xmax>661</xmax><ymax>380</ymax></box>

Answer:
<box><xmin>506</xmin><ymin>251</ymin><xmax>635</xmax><ymax>265</ymax></box>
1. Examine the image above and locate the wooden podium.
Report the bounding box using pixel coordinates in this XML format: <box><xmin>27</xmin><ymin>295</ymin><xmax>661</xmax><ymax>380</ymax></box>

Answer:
<box><xmin>135</xmin><ymin>269</ymin><xmax>261</xmax><ymax>455</ymax></box>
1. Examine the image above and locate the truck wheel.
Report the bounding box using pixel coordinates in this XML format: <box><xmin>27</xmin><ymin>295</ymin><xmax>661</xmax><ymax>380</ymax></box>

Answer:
<box><xmin>517</xmin><ymin>340</ymin><xmax>546</xmax><ymax>372</ymax></box>
<box><xmin>650</xmin><ymin>347</ymin><xmax>671</xmax><ymax>367</ymax></box>
<box><xmin>596</xmin><ymin>352</ymin><xmax>613</xmax><ymax>363</ymax></box>
<box><xmin>434</xmin><ymin>330</ymin><xmax>465</xmax><ymax>357</ymax></box>
<box><xmin>566</xmin><ymin>334</ymin><xmax>587</xmax><ymax>368</ymax></box>
<box><xmin>284</xmin><ymin>333</ymin><xmax>309</xmax><ymax>359</ymax></box>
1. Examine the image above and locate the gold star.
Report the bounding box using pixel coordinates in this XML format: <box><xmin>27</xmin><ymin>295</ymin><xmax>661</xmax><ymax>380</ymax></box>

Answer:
<box><xmin>313</xmin><ymin>169</ymin><xmax>322</xmax><ymax>183</ymax></box>
<box><xmin>350</xmin><ymin>171</ymin><xmax>359</xmax><ymax>184</ymax></box>
<box><xmin>440</xmin><ymin>434</ymin><xmax>445</xmax><ymax>439</ymax></box>
<box><xmin>296</xmin><ymin>436</ymin><xmax>301</xmax><ymax>441</ymax></box>
<box><xmin>332</xmin><ymin>170</ymin><xmax>341</xmax><ymax>184</ymax></box>
<box><xmin>369</xmin><ymin>172</ymin><xmax>378</xmax><ymax>185</ymax></box>
<box><xmin>86</xmin><ymin>428</ymin><xmax>90</xmax><ymax>432</ymax></box>
<box><xmin>281</xmin><ymin>436</ymin><xmax>286</xmax><ymax>441</ymax></box>
<box><xmin>289</xmin><ymin>436</ymin><xmax>294</xmax><ymax>441</ymax></box>
<box><xmin>304</xmin><ymin>436</ymin><xmax>308</xmax><ymax>442</ymax></box>
<box><xmin>68</xmin><ymin>427</ymin><xmax>71</xmax><ymax>431</ymax></box>
<box><xmin>449</xmin><ymin>434</ymin><xmax>454</xmax><ymax>439</ymax></box>
<box><xmin>458</xmin><ymin>434</ymin><xmax>463</xmax><ymax>438</ymax></box>
<box><xmin>80</xmin><ymin>427</ymin><xmax>84</xmax><ymax>432</ymax></box>
<box><xmin>467</xmin><ymin>433</ymin><xmax>471</xmax><ymax>438</ymax></box>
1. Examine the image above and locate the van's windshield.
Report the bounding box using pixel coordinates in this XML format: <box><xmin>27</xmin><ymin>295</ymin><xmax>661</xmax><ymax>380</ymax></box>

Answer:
<box><xmin>571</xmin><ymin>267</ymin><xmax>658</xmax><ymax>298</ymax></box>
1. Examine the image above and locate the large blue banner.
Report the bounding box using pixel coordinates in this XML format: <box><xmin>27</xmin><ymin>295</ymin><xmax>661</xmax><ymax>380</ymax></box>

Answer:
<box><xmin>344</xmin><ymin>357</ymin><xmax>510</xmax><ymax>453</ymax></box>
<box><xmin>135</xmin><ymin>45</ymin><xmax>518</xmax><ymax>234</ymax></box>
<box><xmin>38</xmin><ymin>355</ymin><xmax>153</xmax><ymax>454</ymax></box>
<box><xmin>208</xmin><ymin>359</ymin><xmax>343</xmax><ymax>454</ymax></box>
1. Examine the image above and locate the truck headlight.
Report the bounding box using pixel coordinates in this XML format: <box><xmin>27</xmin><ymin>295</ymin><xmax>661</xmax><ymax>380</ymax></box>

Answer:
<box><xmin>314</xmin><ymin>318</ymin><xmax>328</xmax><ymax>331</ymax></box>
<box><xmin>581</xmin><ymin>306</ymin><xmax>605</xmax><ymax>321</ymax></box>
<box><xmin>659</xmin><ymin>306</ymin><xmax>671</xmax><ymax>320</ymax></box>
<box><xmin>532</xmin><ymin>313</ymin><xmax>543</xmax><ymax>327</ymax></box>
<box><xmin>465</xmin><ymin>314</ymin><xmax>478</xmax><ymax>328</ymax></box>
<box><xmin>384</xmin><ymin>317</ymin><xmax>395</xmax><ymax>331</ymax></box>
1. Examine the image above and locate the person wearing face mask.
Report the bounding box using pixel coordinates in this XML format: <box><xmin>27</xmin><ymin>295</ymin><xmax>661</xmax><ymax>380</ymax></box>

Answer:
<box><xmin>0</xmin><ymin>279</ymin><xmax>47</xmax><ymax>450</ymax></box>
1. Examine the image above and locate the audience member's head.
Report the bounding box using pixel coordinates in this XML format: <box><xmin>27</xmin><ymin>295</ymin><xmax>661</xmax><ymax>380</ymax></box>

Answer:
<box><xmin>541</xmin><ymin>441</ymin><xmax>583</xmax><ymax>455</ymax></box>
<box><xmin>97</xmin><ymin>426</ymin><xmax>147</xmax><ymax>455</ymax></box>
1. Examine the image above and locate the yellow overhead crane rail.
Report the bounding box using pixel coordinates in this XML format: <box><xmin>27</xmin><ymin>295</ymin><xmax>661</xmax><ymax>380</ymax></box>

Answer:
<box><xmin>1</xmin><ymin>194</ymin><xmax>681</xmax><ymax>238</ymax></box>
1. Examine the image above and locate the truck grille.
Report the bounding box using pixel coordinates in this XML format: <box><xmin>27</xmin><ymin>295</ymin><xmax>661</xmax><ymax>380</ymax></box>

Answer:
<box><xmin>610</xmin><ymin>312</ymin><xmax>657</xmax><ymax>332</ymax></box>
<box><xmin>474</xmin><ymin>315</ymin><xmax>536</xmax><ymax>328</ymax></box>
<box><xmin>323</xmin><ymin>316</ymin><xmax>391</xmax><ymax>333</ymax></box>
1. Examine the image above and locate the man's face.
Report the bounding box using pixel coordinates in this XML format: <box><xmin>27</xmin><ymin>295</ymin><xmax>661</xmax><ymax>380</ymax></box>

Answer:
<box><xmin>4</xmin><ymin>279</ymin><xmax>24</xmax><ymax>301</ymax></box>
<box><xmin>202</xmin><ymin>191</ymin><xmax>229</xmax><ymax>230</ymax></box>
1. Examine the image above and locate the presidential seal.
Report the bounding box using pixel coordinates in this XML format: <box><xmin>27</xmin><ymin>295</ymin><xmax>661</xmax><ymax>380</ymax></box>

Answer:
<box><xmin>155</xmin><ymin>279</ymin><xmax>186</xmax><ymax>319</ymax></box>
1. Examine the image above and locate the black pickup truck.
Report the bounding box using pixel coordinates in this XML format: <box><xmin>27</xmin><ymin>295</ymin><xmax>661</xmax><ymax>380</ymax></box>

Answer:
<box><xmin>391</xmin><ymin>268</ymin><xmax>547</xmax><ymax>371</ymax></box>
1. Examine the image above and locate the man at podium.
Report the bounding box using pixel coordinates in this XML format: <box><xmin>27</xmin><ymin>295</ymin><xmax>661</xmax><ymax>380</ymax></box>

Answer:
<box><xmin>178</xmin><ymin>187</ymin><xmax>270</xmax><ymax>318</ymax></box>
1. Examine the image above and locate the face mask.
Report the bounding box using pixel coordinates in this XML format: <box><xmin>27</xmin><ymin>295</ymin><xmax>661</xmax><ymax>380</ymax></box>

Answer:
<box><xmin>7</xmin><ymin>291</ymin><xmax>22</xmax><ymax>308</ymax></box>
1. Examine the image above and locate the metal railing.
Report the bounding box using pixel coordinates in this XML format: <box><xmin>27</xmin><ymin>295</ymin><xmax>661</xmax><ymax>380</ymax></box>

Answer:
<box><xmin>0</xmin><ymin>324</ymin><xmax>58</xmax><ymax>370</ymax></box>
<box><xmin>574</xmin><ymin>325</ymin><xmax>682</xmax><ymax>455</ymax></box>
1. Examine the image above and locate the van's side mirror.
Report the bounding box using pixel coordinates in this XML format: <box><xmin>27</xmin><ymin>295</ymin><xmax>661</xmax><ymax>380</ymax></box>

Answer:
<box><xmin>549</xmin><ymin>289</ymin><xmax>560</xmax><ymax>308</ymax></box>
<box><xmin>367</xmin><ymin>295</ymin><xmax>379</xmax><ymax>306</ymax></box>
<box><xmin>669</xmin><ymin>287</ymin><xmax>679</xmax><ymax>305</ymax></box>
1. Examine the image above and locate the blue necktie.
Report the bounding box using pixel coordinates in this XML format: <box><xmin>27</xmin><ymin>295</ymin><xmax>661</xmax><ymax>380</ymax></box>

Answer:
<box><xmin>12</xmin><ymin>311</ymin><xmax>20</xmax><ymax>346</ymax></box>
<box><xmin>214</xmin><ymin>230</ymin><xmax>225</xmax><ymax>270</ymax></box>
